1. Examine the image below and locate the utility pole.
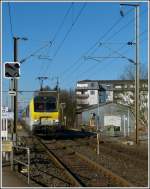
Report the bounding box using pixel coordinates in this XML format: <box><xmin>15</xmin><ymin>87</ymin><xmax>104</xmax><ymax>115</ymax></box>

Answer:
<box><xmin>13</xmin><ymin>37</ymin><xmax>19</xmax><ymax>143</ymax></box>
<box><xmin>56</xmin><ymin>77</ymin><xmax>60</xmax><ymax>123</ymax></box>
<box><xmin>135</xmin><ymin>5</ymin><xmax>140</xmax><ymax>145</ymax></box>
<box><xmin>11</xmin><ymin>37</ymin><xmax>27</xmax><ymax>143</ymax></box>
<box><xmin>97</xmin><ymin>81</ymin><xmax>100</xmax><ymax>155</ymax></box>
<box><xmin>120</xmin><ymin>4</ymin><xmax>140</xmax><ymax>144</ymax></box>
<box><xmin>56</xmin><ymin>76</ymin><xmax>59</xmax><ymax>91</ymax></box>
<box><xmin>60</xmin><ymin>103</ymin><xmax>66</xmax><ymax>126</ymax></box>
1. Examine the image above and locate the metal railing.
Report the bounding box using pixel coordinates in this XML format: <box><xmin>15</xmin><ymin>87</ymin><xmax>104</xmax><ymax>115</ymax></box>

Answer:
<box><xmin>11</xmin><ymin>146</ymin><xmax>30</xmax><ymax>184</ymax></box>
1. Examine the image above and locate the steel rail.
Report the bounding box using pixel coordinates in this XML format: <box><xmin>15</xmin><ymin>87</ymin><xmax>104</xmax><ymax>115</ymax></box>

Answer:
<box><xmin>56</xmin><ymin>141</ymin><xmax>134</xmax><ymax>187</ymax></box>
<box><xmin>34</xmin><ymin>136</ymin><xmax>84</xmax><ymax>187</ymax></box>
<box><xmin>75</xmin><ymin>151</ymin><xmax>134</xmax><ymax>187</ymax></box>
<box><xmin>19</xmin><ymin>123</ymin><xmax>135</xmax><ymax>187</ymax></box>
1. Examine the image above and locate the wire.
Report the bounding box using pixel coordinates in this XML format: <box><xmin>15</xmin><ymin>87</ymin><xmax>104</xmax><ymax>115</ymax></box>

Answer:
<box><xmin>20</xmin><ymin>4</ymin><xmax>73</xmax><ymax>71</ymax></box>
<box><xmin>20</xmin><ymin>41</ymin><xmax>52</xmax><ymax>63</ymax></box>
<box><xmin>37</xmin><ymin>3</ymin><xmax>74</xmax><ymax>77</ymax></box>
<box><xmin>42</xmin><ymin>3</ymin><xmax>87</xmax><ymax>78</ymax></box>
<box><xmin>7</xmin><ymin>2</ymin><xmax>14</xmax><ymax>38</ymax></box>
<box><xmin>60</xmin><ymin>8</ymin><xmax>147</xmax><ymax>82</ymax></box>
<box><xmin>58</xmin><ymin>7</ymin><xmax>133</xmax><ymax>78</ymax></box>
<box><xmin>100</xmin><ymin>43</ymin><xmax>135</xmax><ymax>64</ymax></box>
<box><xmin>60</xmin><ymin>20</ymin><xmax>133</xmax><ymax>79</ymax></box>
<box><xmin>101</xmin><ymin>29</ymin><xmax>147</xmax><ymax>63</ymax></box>
<box><xmin>52</xmin><ymin>3</ymin><xmax>73</xmax><ymax>43</ymax></box>
<box><xmin>64</xmin><ymin>29</ymin><xmax>147</xmax><ymax>86</ymax></box>
<box><xmin>82</xmin><ymin>31</ymin><xmax>148</xmax><ymax>78</ymax></box>
<box><xmin>52</xmin><ymin>3</ymin><xmax>87</xmax><ymax>59</ymax></box>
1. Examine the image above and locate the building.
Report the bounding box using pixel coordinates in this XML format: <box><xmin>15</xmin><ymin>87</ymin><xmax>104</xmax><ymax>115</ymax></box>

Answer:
<box><xmin>77</xmin><ymin>102</ymin><xmax>135</xmax><ymax>137</ymax></box>
<box><xmin>76</xmin><ymin>79</ymin><xmax>148</xmax><ymax>129</ymax></box>
<box><xmin>76</xmin><ymin>79</ymin><xmax>148</xmax><ymax>110</ymax></box>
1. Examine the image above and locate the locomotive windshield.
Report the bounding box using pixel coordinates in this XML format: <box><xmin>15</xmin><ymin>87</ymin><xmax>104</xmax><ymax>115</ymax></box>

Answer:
<box><xmin>34</xmin><ymin>96</ymin><xmax>57</xmax><ymax>112</ymax></box>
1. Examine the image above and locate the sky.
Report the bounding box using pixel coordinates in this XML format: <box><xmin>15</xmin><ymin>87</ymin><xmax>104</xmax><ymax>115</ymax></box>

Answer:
<box><xmin>2</xmin><ymin>1</ymin><xmax>148</xmax><ymax>108</ymax></box>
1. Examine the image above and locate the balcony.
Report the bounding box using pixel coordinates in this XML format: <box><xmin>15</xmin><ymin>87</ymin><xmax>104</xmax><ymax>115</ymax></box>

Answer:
<box><xmin>76</xmin><ymin>99</ymin><xmax>89</xmax><ymax>106</ymax></box>
<box><xmin>76</xmin><ymin>94</ymin><xmax>89</xmax><ymax>99</ymax></box>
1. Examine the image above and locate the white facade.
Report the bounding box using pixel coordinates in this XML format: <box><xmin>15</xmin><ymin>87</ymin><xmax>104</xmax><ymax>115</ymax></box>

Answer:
<box><xmin>76</xmin><ymin>80</ymin><xmax>148</xmax><ymax>110</ymax></box>
<box><xmin>76</xmin><ymin>82</ymin><xmax>99</xmax><ymax>106</ymax></box>
<box><xmin>87</xmin><ymin>90</ymin><xmax>98</xmax><ymax>105</ymax></box>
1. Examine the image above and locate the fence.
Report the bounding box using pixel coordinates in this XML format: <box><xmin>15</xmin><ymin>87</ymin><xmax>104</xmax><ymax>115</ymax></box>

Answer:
<box><xmin>11</xmin><ymin>146</ymin><xmax>30</xmax><ymax>184</ymax></box>
<box><xmin>2</xmin><ymin>117</ymin><xmax>8</xmax><ymax>160</ymax></box>
<box><xmin>2</xmin><ymin>117</ymin><xmax>8</xmax><ymax>140</ymax></box>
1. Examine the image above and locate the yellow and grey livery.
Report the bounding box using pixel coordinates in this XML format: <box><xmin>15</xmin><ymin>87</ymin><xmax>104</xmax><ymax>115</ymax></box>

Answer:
<box><xmin>25</xmin><ymin>91</ymin><xmax>60</xmax><ymax>132</ymax></box>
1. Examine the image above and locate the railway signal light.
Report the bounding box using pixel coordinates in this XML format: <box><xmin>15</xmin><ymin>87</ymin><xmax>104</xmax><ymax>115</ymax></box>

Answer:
<box><xmin>4</xmin><ymin>62</ymin><xmax>20</xmax><ymax>78</ymax></box>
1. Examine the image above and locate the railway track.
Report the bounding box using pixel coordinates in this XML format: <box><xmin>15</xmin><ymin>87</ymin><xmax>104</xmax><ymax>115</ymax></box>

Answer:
<box><xmin>35</xmin><ymin>136</ymin><xmax>133</xmax><ymax>187</ymax></box>
<box><xmin>16</xmin><ymin>124</ymin><xmax>146</xmax><ymax>186</ymax></box>
<box><xmin>59</xmin><ymin>136</ymin><xmax>148</xmax><ymax>186</ymax></box>
<box><xmin>71</xmin><ymin>137</ymin><xmax>148</xmax><ymax>167</ymax></box>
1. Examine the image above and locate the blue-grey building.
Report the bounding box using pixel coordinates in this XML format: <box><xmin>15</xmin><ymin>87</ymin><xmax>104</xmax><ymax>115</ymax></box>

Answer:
<box><xmin>77</xmin><ymin>102</ymin><xmax>135</xmax><ymax>137</ymax></box>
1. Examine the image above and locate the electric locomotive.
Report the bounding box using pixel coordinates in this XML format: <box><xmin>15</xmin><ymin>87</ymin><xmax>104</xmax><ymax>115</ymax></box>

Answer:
<box><xmin>25</xmin><ymin>91</ymin><xmax>60</xmax><ymax>133</ymax></box>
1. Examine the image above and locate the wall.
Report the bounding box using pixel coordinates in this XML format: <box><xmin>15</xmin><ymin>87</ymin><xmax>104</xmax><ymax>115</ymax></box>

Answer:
<box><xmin>81</xmin><ymin>103</ymin><xmax>135</xmax><ymax>137</ymax></box>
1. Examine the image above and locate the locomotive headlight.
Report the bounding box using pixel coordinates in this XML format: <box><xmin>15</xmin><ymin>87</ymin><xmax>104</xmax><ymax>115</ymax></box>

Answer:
<box><xmin>55</xmin><ymin>120</ymin><xmax>59</xmax><ymax>125</ymax></box>
<box><xmin>34</xmin><ymin>119</ymin><xmax>39</xmax><ymax>122</ymax></box>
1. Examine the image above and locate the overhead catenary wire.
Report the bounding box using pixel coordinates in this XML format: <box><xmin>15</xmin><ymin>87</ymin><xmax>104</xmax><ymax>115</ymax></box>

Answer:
<box><xmin>60</xmin><ymin>18</ymin><xmax>134</xmax><ymax>79</ymax></box>
<box><xmin>99</xmin><ymin>29</ymin><xmax>148</xmax><ymax>64</ymax></box>
<box><xmin>52</xmin><ymin>3</ymin><xmax>87</xmax><ymax>59</ymax></box>
<box><xmin>64</xmin><ymin>29</ymin><xmax>147</xmax><ymax>86</ymax></box>
<box><xmin>85</xmin><ymin>39</ymin><xmax>148</xmax><ymax>81</ymax></box>
<box><xmin>73</xmin><ymin>15</ymin><xmax>138</xmax><ymax>71</ymax></box>
<box><xmin>52</xmin><ymin>3</ymin><xmax>74</xmax><ymax>43</ymax></box>
<box><xmin>57</xmin><ymin>7</ymin><xmax>134</xmax><ymax>79</ymax></box>
<box><xmin>20</xmin><ymin>4</ymin><xmax>73</xmax><ymax>64</ymax></box>
<box><xmin>60</xmin><ymin>8</ymin><xmax>147</xmax><ymax>82</ymax></box>
<box><xmin>36</xmin><ymin>3</ymin><xmax>74</xmax><ymax>77</ymax></box>
<box><xmin>42</xmin><ymin>3</ymin><xmax>87</xmax><ymax>77</ymax></box>
<box><xmin>20</xmin><ymin>41</ymin><xmax>52</xmax><ymax>63</ymax></box>
<box><xmin>79</xmin><ymin>30</ymin><xmax>147</xmax><ymax>79</ymax></box>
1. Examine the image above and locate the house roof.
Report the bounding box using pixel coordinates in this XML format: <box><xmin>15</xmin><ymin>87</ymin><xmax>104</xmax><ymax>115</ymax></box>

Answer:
<box><xmin>76</xmin><ymin>102</ymin><xmax>132</xmax><ymax>113</ymax></box>
<box><xmin>77</xmin><ymin>79</ymin><xmax>148</xmax><ymax>84</ymax></box>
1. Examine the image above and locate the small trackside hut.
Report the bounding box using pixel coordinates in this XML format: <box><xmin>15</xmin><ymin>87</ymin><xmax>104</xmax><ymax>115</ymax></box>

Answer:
<box><xmin>76</xmin><ymin>102</ymin><xmax>135</xmax><ymax>137</ymax></box>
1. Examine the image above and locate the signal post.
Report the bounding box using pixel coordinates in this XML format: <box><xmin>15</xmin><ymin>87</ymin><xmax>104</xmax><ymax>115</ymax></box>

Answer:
<box><xmin>13</xmin><ymin>37</ymin><xmax>19</xmax><ymax>143</ymax></box>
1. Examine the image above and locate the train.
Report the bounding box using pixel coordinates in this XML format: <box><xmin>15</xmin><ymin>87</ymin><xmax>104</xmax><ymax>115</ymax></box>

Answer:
<box><xmin>24</xmin><ymin>90</ymin><xmax>61</xmax><ymax>133</ymax></box>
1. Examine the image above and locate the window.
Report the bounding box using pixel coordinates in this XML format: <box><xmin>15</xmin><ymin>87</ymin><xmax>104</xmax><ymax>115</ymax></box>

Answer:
<box><xmin>34</xmin><ymin>96</ymin><xmax>57</xmax><ymax>112</ymax></box>
<box><xmin>115</xmin><ymin>85</ymin><xmax>121</xmax><ymax>89</ymax></box>
<box><xmin>90</xmin><ymin>90</ymin><xmax>95</xmax><ymax>95</ymax></box>
<box><xmin>106</xmin><ymin>85</ymin><xmax>111</xmax><ymax>89</ymax></box>
<box><xmin>91</xmin><ymin>83</ymin><xmax>95</xmax><ymax>87</ymax></box>
<box><xmin>130</xmin><ymin>84</ymin><xmax>134</xmax><ymax>88</ymax></box>
<box><xmin>114</xmin><ymin>127</ymin><xmax>120</xmax><ymax>131</ymax></box>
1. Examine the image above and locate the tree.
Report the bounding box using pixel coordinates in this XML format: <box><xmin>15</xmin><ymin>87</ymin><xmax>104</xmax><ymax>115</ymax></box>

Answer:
<box><xmin>119</xmin><ymin>63</ymin><xmax>148</xmax><ymax>127</ymax></box>
<box><xmin>119</xmin><ymin>63</ymin><xmax>148</xmax><ymax>80</ymax></box>
<box><xmin>59</xmin><ymin>89</ymin><xmax>76</xmax><ymax>128</ymax></box>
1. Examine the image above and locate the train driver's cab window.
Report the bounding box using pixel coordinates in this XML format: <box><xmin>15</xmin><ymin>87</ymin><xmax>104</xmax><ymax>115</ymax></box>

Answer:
<box><xmin>34</xmin><ymin>96</ymin><xmax>57</xmax><ymax>112</ymax></box>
